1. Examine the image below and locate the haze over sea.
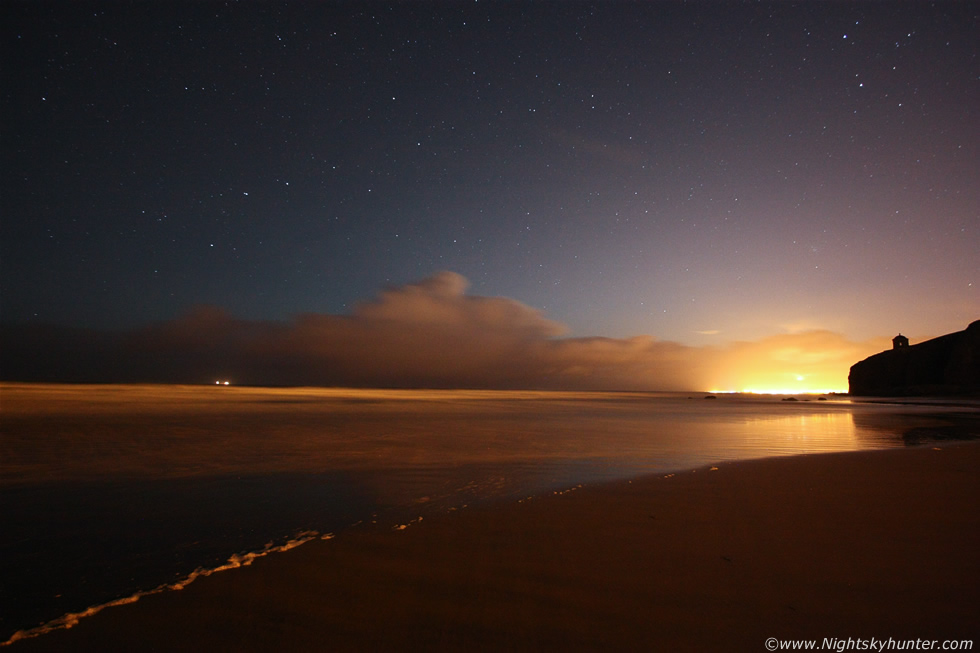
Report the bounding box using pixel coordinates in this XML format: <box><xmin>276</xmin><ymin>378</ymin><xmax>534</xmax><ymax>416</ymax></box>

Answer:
<box><xmin>2</xmin><ymin>383</ymin><xmax>976</xmax><ymax>644</ymax></box>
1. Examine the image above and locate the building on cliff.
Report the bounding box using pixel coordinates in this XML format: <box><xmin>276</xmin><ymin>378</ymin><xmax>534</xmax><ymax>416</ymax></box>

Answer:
<box><xmin>849</xmin><ymin>321</ymin><xmax>980</xmax><ymax>396</ymax></box>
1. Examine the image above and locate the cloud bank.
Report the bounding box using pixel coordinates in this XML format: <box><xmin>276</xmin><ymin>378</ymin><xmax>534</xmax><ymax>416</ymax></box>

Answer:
<box><xmin>1</xmin><ymin>272</ymin><xmax>885</xmax><ymax>391</ymax></box>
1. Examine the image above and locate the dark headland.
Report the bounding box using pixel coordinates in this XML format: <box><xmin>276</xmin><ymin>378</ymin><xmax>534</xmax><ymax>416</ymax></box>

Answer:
<box><xmin>849</xmin><ymin>320</ymin><xmax>980</xmax><ymax>396</ymax></box>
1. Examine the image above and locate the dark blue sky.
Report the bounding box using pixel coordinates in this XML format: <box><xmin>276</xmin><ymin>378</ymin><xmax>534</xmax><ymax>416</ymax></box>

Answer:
<box><xmin>3</xmin><ymin>1</ymin><xmax>977</xmax><ymax>348</ymax></box>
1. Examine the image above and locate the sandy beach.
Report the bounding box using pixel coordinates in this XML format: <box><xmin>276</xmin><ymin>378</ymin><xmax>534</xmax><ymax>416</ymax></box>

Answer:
<box><xmin>11</xmin><ymin>442</ymin><xmax>979</xmax><ymax>652</ymax></box>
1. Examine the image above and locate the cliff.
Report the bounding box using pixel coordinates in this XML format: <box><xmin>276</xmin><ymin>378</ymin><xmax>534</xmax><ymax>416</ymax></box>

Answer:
<box><xmin>848</xmin><ymin>320</ymin><xmax>980</xmax><ymax>396</ymax></box>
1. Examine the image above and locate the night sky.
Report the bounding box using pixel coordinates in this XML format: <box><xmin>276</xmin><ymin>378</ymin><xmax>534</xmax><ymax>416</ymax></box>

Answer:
<box><xmin>2</xmin><ymin>2</ymin><xmax>977</xmax><ymax>392</ymax></box>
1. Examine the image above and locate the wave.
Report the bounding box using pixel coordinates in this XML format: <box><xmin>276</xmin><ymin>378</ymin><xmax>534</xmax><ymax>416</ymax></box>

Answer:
<box><xmin>1</xmin><ymin>530</ymin><xmax>335</xmax><ymax>647</ymax></box>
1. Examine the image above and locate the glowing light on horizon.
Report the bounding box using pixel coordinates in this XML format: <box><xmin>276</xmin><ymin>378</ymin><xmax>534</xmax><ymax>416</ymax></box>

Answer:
<box><xmin>742</xmin><ymin>388</ymin><xmax>845</xmax><ymax>395</ymax></box>
<box><xmin>706</xmin><ymin>366</ymin><xmax>849</xmax><ymax>396</ymax></box>
<box><xmin>707</xmin><ymin>386</ymin><xmax>848</xmax><ymax>395</ymax></box>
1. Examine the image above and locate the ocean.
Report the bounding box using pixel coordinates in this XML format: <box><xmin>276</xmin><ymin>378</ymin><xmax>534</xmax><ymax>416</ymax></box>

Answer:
<box><xmin>1</xmin><ymin>382</ymin><xmax>976</xmax><ymax>644</ymax></box>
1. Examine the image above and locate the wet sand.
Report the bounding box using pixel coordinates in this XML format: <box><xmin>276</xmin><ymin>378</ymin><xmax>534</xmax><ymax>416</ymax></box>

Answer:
<box><xmin>12</xmin><ymin>442</ymin><xmax>979</xmax><ymax>651</ymax></box>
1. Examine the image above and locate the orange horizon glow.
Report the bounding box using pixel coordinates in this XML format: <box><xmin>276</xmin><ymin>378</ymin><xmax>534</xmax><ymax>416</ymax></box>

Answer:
<box><xmin>706</xmin><ymin>373</ymin><xmax>848</xmax><ymax>395</ymax></box>
<box><xmin>706</xmin><ymin>388</ymin><xmax>847</xmax><ymax>395</ymax></box>
<box><xmin>704</xmin><ymin>370</ymin><xmax>850</xmax><ymax>396</ymax></box>
<box><xmin>700</xmin><ymin>331</ymin><xmax>887</xmax><ymax>396</ymax></box>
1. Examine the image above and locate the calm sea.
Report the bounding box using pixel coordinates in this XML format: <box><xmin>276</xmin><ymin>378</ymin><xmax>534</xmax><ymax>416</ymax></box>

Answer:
<box><xmin>1</xmin><ymin>383</ymin><xmax>977</xmax><ymax>643</ymax></box>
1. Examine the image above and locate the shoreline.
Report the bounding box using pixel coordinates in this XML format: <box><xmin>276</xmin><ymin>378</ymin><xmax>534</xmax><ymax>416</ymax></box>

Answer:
<box><xmin>10</xmin><ymin>442</ymin><xmax>979</xmax><ymax>651</ymax></box>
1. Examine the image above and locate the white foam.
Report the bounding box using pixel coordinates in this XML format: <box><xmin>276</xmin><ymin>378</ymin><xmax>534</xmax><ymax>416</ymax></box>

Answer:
<box><xmin>1</xmin><ymin>530</ymin><xmax>325</xmax><ymax>647</ymax></box>
<box><xmin>392</xmin><ymin>516</ymin><xmax>423</xmax><ymax>531</ymax></box>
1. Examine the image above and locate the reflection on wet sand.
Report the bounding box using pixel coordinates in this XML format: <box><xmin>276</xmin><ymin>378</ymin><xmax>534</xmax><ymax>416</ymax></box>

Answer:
<box><xmin>850</xmin><ymin>406</ymin><xmax>980</xmax><ymax>446</ymax></box>
<box><xmin>1</xmin><ymin>383</ymin><xmax>932</xmax><ymax>489</ymax></box>
<box><xmin>2</xmin><ymin>383</ymin><xmax>977</xmax><ymax>642</ymax></box>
